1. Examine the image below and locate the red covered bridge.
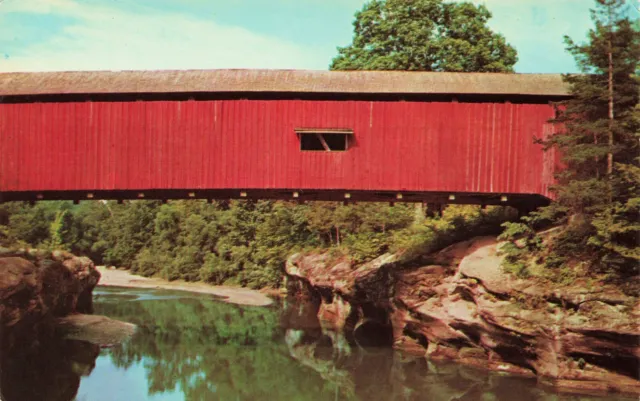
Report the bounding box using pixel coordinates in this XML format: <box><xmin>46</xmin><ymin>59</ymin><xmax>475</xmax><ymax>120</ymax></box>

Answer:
<box><xmin>0</xmin><ymin>69</ymin><xmax>568</xmax><ymax>208</ymax></box>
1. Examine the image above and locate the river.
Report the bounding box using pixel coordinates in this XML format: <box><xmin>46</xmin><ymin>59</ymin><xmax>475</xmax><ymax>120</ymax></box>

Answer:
<box><xmin>2</xmin><ymin>286</ymin><xmax>635</xmax><ymax>401</ymax></box>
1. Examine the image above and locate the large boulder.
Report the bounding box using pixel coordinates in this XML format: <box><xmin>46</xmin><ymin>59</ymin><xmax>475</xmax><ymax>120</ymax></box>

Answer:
<box><xmin>0</xmin><ymin>257</ymin><xmax>44</xmax><ymax>328</ymax></box>
<box><xmin>55</xmin><ymin>314</ymin><xmax>136</xmax><ymax>347</ymax></box>
<box><xmin>0</xmin><ymin>251</ymin><xmax>101</xmax><ymax>347</ymax></box>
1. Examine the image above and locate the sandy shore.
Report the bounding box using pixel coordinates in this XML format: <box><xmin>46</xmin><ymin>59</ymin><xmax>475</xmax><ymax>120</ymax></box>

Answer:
<box><xmin>96</xmin><ymin>266</ymin><xmax>274</xmax><ymax>306</ymax></box>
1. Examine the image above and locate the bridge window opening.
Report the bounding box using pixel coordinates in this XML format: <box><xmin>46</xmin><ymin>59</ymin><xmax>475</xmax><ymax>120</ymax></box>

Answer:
<box><xmin>296</xmin><ymin>129</ymin><xmax>353</xmax><ymax>152</ymax></box>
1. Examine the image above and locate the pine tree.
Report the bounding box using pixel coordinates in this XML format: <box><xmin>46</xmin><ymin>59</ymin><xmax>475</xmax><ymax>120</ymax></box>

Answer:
<box><xmin>533</xmin><ymin>0</ymin><xmax>639</xmax><ymax>275</ymax></box>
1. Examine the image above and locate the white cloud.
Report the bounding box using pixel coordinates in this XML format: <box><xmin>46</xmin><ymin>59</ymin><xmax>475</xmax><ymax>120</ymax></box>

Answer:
<box><xmin>2</xmin><ymin>0</ymin><xmax>634</xmax><ymax>74</ymax></box>
<box><xmin>0</xmin><ymin>0</ymin><xmax>330</xmax><ymax>72</ymax></box>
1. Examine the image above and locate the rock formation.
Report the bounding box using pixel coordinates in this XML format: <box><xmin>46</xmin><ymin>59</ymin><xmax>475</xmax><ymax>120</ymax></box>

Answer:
<box><xmin>0</xmin><ymin>248</ymin><xmax>101</xmax><ymax>347</ymax></box>
<box><xmin>285</xmin><ymin>236</ymin><xmax>640</xmax><ymax>396</ymax></box>
<box><xmin>0</xmin><ymin>249</ymin><xmax>136</xmax><ymax>401</ymax></box>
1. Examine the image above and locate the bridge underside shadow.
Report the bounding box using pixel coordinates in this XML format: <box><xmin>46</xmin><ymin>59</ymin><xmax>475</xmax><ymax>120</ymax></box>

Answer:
<box><xmin>0</xmin><ymin>188</ymin><xmax>550</xmax><ymax>211</ymax></box>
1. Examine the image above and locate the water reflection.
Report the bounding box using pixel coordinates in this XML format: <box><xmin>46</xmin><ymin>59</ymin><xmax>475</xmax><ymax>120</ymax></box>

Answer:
<box><xmin>5</xmin><ymin>287</ymin><xmax>631</xmax><ymax>401</ymax></box>
<box><xmin>280</xmin><ymin>300</ymin><xmax>636</xmax><ymax>401</ymax></box>
<box><xmin>0</xmin><ymin>335</ymin><xmax>100</xmax><ymax>401</ymax></box>
<box><xmin>85</xmin><ymin>287</ymin><xmax>338</xmax><ymax>401</ymax></box>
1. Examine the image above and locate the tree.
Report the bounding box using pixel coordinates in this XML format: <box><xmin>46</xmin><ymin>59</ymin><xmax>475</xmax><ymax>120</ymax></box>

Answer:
<box><xmin>47</xmin><ymin>210</ymin><xmax>72</xmax><ymax>251</ymax></box>
<box><xmin>0</xmin><ymin>202</ymin><xmax>66</xmax><ymax>247</ymax></box>
<box><xmin>509</xmin><ymin>0</ymin><xmax>640</xmax><ymax>277</ymax></box>
<box><xmin>330</xmin><ymin>0</ymin><xmax>517</xmax><ymax>72</ymax></box>
<box><xmin>102</xmin><ymin>200</ymin><xmax>159</xmax><ymax>267</ymax></box>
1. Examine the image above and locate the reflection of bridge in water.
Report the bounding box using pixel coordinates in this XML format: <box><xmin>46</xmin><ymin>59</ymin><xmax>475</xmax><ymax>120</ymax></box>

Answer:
<box><xmin>0</xmin><ymin>69</ymin><xmax>568</xmax><ymax>211</ymax></box>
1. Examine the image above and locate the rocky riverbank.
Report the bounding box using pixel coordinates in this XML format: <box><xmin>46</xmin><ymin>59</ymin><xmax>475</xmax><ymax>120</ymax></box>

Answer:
<box><xmin>285</xmin><ymin>236</ymin><xmax>640</xmax><ymax>396</ymax></box>
<box><xmin>0</xmin><ymin>249</ymin><xmax>135</xmax><ymax>347</ymax></box>
<box><xmin>0</xmin><ymin>249</ymin><xmax>136</xmax><ymax>401</ymax></box>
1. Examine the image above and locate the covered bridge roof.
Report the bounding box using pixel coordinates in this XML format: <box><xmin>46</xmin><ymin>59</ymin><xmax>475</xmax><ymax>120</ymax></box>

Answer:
<box><xmin>0</xmin><ymin>69</ymin><xmax>570</xmax><ymax>97</ymax></box>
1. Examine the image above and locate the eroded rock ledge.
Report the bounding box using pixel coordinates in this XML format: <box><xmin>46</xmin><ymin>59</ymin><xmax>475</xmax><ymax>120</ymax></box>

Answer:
<box><xmin>0</xmin><ymin>248</ymin><xmax>101</xmax><ymax>346</ymax></box>
<box><xmin>285</xmin><ymin>237</ymin><xmax>640</xmax><ymax>396</ymax></box>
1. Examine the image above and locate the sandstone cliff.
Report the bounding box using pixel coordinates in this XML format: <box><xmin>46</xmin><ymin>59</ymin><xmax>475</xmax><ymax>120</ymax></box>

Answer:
<box><xmin>285</xmin><ymin>236</ymin><xmax>640</xmax><ymax>396</ymax></box>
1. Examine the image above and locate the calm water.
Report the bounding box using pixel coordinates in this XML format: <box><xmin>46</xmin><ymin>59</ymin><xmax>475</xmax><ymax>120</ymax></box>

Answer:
<box><xmin>1</xmin><ymin>287</ymin><xmax>635</xmax><ymax>401</ymax></box>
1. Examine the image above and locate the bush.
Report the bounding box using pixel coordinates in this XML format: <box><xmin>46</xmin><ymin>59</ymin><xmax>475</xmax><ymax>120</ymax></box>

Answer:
<box><xmin>343</xmin><ymin>231</ymin><xmax>389</xmax><ymax>263</ymax></box>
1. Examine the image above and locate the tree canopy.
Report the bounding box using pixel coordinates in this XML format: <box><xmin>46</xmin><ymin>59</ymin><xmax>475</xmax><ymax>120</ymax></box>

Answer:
<box><xmin>0</xmin><ymin>199</ymin><xmax>513</xmax><ymax>289</ymax></box>
<box><xmin>330</xmin><ymin>0</ymin><xmax>517</xmax><ymax>72</ymax></box>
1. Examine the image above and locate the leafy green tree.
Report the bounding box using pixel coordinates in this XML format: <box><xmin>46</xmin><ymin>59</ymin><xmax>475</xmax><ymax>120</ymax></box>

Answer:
<box><xmin>69</xmin><ymin>201</ymin><xmax>112</xmax><ymax>263</ymax></box>
<box><xmin>305</xmin><ymin>202</ymin><xmax>340</xmax><ymax>245</ymax></box>
<box><xmin>0</xmin><ymin>202</ymin><xmax>65</xmax><ymax>247</ymax></box>
<box><xmin>248</xmin><ymin>201</ymin><xmax>317</xmax><ymax>287</ymax></box>
<box><xmin>102</xmin><ymin>201</ymin><xmax>159</xmax><ymax>267</ymax></box>
<box><xmin>331</xmin><ymin>0</ymin><xmax>517</xmax><ymax>72</ymax></box>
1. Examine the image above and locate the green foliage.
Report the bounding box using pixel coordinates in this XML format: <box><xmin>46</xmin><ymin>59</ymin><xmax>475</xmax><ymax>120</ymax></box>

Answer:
<box><xmin>0</xmin><ymin>202</ymin><xmax>65</xmax><ymax>247</ymax></box>
<box><xmin>331</xmin><ymin>0</ymin><xmax>517</xmax><ymax>72</ymax></box>
<box><xmin>132</xmin><ymin>248</ymin><xmax>170</xmax><ymax>278</ymax></box>
<box><xmin>343</xmin><ymin>231</ymin><xmax>388</xmax><ymax>263</ymax></box>
<box><xmin>577</xmin><ymin>357</ymin><xmax>587</xmax><ymax>369</ymax></box>
<box><xmin>102</xmin><ymin>201</ymin><xmax>159</xmax><ymax>267</ymax></box>
<box><xmin>47</xmin><ymin>210</ymin><xmax>71</xmax><ymax>251</ymax></box>
<box><xmin>588</xmin><ymin>163</ymin><xmax>640</xmax><ymax>274</ymax></box>
<box><xmin>498</xmin><ymin>221</ymin><xmax>542</xmax><ymax>278</ymax></box>
<box><xmin>392</xmin><ymin>205</ymin><xmax>517</xmax><ymax>263</ymax></box>
<box><xmin>303</xmin><ymin>203</ymin><xmax>516</xmax><ymax>267</ymax></box>
<box><xmin>502</xmin><ymin>0</ymin><xmax>640</xmax><ymax>280</ymax></box>
<box><xmin>69</xmin><ymin>201</ymin><xmax>112</xmax><ymax>263</ymax></box>
<box><xmin>0</xmin><ymin>199</ymin><xmax>514</xmax><ymax>289</ymax></box>
<box><xmin>125</xmin><ymin>200</ymin><xmax>319</xmax><ymax>288</ymax></box>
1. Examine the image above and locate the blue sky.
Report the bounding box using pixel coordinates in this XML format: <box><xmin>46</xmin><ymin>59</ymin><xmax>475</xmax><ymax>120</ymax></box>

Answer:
<box><xmin>0</xmin><ymin>0</ymin><xmax>638</xmax><ymax>73</ymax></box>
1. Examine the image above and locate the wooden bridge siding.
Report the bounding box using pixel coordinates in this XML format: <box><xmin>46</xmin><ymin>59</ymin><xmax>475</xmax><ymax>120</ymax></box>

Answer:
<box><xmin>0</xmin><ymin>99</ymin><xmax>557</xmax><ymax>198</ymax></box>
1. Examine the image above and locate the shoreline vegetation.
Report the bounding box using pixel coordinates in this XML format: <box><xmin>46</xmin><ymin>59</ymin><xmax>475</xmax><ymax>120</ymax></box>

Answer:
<box><xmin>96</xmin><ymin>266</ymin><xmax>275</xmax><ymax>306</ymax></box>
<box><xmin>0</xmin><ymin>200</ymin><xmax>518</xmax><ymax>290</ymax></box>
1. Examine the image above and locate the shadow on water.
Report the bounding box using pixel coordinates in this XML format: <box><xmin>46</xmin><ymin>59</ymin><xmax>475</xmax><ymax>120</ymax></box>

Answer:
<box><xmin>0</xmin><ymin>334</ymin><xmax>100</xmax><ymax>401</ymax></box>
<box><xmin>2</xmin><ymin>287</ymin><xmax>635</xmax><ymax>401</ymax></box>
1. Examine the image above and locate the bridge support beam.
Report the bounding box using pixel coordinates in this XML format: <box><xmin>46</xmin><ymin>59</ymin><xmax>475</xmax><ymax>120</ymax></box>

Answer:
<box><xmin>0</xmin><ymin>189</ymin><xmax>552</xmax><ymax>210</ymax></box>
